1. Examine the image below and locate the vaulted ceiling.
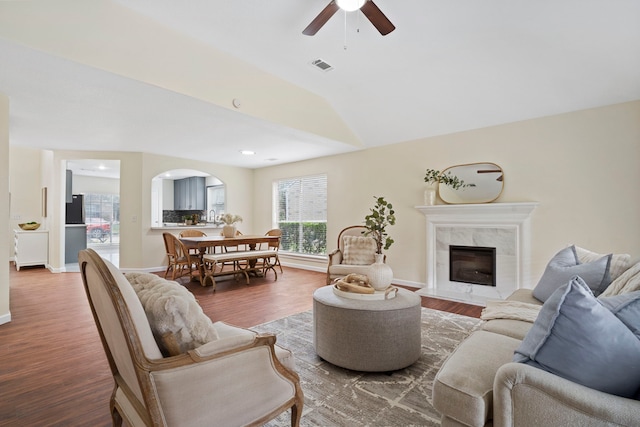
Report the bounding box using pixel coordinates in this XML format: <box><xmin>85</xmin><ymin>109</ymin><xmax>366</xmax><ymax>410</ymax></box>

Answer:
<box><xmin>1</xmin><ymin>0</ymin><xmax>639</xmax><ymax>168</ymax></box>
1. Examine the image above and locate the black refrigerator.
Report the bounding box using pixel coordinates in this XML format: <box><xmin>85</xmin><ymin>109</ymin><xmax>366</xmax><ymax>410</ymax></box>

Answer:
<box><xmin>65</xmin><ymin>194</ymin><xmax>85</xmax><ymax>224</ymax></box>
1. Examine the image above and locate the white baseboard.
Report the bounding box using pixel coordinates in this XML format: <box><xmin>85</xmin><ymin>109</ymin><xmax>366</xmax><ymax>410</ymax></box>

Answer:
<box><xmin>0</xmin><ymin>311</ymin><xmax>11</xmax><ymax>325</ymax></box>
<box><xmin>280</xmin><ymin>260</ymin><xmax>326</xmax><ymax>273</ymax></box>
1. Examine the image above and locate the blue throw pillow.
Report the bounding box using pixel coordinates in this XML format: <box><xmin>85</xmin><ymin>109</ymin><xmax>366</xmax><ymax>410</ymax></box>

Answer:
<box><xmin>514</xmin><ymin>276</ymin><xmax>640</xmax><ymax>398</ymax></box>
<box><xmin>599</xmin><ymin>291</ymin><xmax>640</xmax><ymax>339</ymax></box>
<box><xmin>532</xmin><ymin>246</ymin><xmax>612</xmax><ymax>302</ymax></box>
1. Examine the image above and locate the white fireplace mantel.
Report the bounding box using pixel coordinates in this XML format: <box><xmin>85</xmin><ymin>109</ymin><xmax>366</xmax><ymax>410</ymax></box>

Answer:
<box><xmin>416</xmin><ymin>202</ymin><xmax>538</xmax><ymax>305</ymax></box>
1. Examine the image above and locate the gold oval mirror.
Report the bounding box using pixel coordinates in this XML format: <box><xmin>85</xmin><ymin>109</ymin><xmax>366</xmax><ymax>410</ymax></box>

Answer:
<box><xmin>438</xmin><ymin>162</ymin><xmax>504</xmax><ymax>204</ymax></box>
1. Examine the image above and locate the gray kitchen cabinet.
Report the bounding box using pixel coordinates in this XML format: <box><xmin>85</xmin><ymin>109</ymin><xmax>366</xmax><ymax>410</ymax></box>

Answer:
<box><xmin>174</xmin><ymin>177</ymin><xmax>206</xmax><ymax>210</ymax></box>
<box><xmin>65</xmin><ymin>225</ymin><xmax>87</xmax><ymax>263</ymax></box>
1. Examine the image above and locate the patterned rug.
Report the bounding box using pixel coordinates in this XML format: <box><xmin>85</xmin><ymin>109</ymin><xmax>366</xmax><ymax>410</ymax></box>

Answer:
<box><xmin>253</xmin><ymin>308</ymin><xmax>481</xmax><ymax>427</ymax></box>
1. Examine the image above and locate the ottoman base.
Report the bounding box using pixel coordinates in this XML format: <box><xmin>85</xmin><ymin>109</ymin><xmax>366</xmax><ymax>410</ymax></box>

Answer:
<box><xmin>313</xmin><ymin>286</ymin><xmax>422</xmax><ymax>372</ymax></box>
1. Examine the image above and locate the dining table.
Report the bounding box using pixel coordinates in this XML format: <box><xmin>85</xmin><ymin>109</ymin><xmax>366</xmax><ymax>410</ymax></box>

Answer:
<box><xmin>179</xmin><ymin>234</ymin><xmax>279</xmax><ymax>285</ymax></box>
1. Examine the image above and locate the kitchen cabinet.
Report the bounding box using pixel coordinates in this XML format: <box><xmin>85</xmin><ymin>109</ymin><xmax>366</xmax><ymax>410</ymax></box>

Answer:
<box><xmin>14</xmin><ymin>229</ymin><xmax>49</xmax><ymax>270</ymax></box>
<box><xmin>65</xmin><ymin>225</ymin><xmax>87</xmax><ymax>264</ymax></box>
<box><xmin>174</xmin><ymin>177</ymin><xmax>205</xmax><ymax>210</ymax></box>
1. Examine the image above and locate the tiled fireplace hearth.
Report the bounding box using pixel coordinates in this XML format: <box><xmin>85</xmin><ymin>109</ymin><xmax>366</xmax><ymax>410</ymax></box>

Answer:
<box><xmin>415</xmin><ymin>203</ymin><xmax>538</xmax><ymax>305</ymax></box>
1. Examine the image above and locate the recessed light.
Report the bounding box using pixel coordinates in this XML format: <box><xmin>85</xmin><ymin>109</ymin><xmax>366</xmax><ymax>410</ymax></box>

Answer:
<box><xmin>240</xmin><ymin>150</ymin><xmax>255</xmax><ymax>155</ymax></box>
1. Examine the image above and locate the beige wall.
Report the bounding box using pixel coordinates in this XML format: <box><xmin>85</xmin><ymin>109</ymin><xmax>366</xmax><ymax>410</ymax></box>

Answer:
<box><xmin>7</xmin><ymin>148</ymin><xmax>254</xmax><ymax>273</ymax></box>
<box><xmin>254</xmin><ymin>101</ymin><xmax>640</xmax><ymax>286</ymax></box>
<box><xmin>140</xmin><ymin>153</ymin><xmax>253</xmax><ymax>269</ymax></box>
<box><xmin>1</xmin><ymin>93</ymin><xmax>9</xmax><ymax>324</ymax></box>
<box><xmin>8</xmin><ymin>146</ymin><xmax>44</xmax><ymax>232</ymax></box>
<box><xmin>5</xmin><ymin>100</ymin><xmax>640</xmax><ymax>295</ymax></box>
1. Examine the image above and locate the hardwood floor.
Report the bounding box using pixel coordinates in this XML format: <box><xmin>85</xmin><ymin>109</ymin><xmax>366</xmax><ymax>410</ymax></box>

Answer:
<box><xmin>0</xmin><ymin>263</ymin><xmax>481</xmax><ymax>426</ymax></box>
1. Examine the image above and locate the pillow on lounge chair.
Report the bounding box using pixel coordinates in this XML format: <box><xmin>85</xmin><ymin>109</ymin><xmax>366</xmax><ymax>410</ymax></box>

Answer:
<box><xmin>532</xmin><ymin>245</ymin><xmax>612</xmax><ymax>302</ymax></box>
<box><xmin>343</xmin><ymin>235</ymin><xmax>377</xmax><ymax>265</ymax></box>
<box><xmin>126</xmin><ymin>272</ymin><xmax>219</xmax><ymax>356</ymax></box>
<box><xmin>514</xmin><ymin>276</ymin><xmax>640</xmax><ymax>399</ymax></box>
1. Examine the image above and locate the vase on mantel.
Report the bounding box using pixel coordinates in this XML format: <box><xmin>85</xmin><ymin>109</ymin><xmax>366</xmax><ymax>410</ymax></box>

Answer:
<box><xmin>222</xmin><ymin>225</ymin><xmax>237</xmax><ymax>238</ymax></box>
<box><xmin>424</xmin><ymin>183</ymin><xmax>437</xmax><ymax>206</ymax></box>
<box><xmin>368</xmin><ymin>253</ymin><xmax>393</xmax><ymax>291</ymax></box>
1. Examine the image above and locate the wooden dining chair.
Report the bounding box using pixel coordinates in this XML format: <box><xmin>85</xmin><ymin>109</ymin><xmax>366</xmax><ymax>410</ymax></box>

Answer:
<box><xmin>179</xmin><ymin>229</ymin><xmax>207</xmax><ymax>238</ymax></box>
<box><xmin>179</xmin><ymin>229</ymin><xmax>209</xmax><ymax>255</ymax></box>
<box><xmin>162</xmin><ymin>232</ymin><xmax>195</xmax><ymax>281</ymax></box>
<box><xmin>264</xmin><ymin>228</ymin><xmax>283</xmax><ymax>274</ymax></box>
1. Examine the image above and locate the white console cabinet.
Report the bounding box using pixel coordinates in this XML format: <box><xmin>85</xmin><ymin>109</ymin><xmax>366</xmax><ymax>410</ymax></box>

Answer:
<box><xmin>14</xmin><ymin>229</ymin><xmax>49</xmax><ymax>271</ymax></box>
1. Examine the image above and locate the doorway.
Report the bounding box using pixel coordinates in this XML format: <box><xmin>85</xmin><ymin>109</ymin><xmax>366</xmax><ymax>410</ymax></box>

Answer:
<box><xmin>65</xmin><ymin>159</ymin><xmax>120</xmax><ymax>269</ymax></box>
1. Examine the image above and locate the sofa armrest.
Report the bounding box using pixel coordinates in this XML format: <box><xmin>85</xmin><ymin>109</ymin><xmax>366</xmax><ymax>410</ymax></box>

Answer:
<box><xmin>494</xmin><ymin>362</ymin><xmax>640</xmax><ymax>427</ymax></box>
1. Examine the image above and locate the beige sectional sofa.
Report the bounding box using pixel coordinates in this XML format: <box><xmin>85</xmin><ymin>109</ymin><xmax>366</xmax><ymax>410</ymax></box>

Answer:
<box><xmin>433</xmin><ymin>248</ymin><xmax>640</xmax><ymax>427</ymax></box>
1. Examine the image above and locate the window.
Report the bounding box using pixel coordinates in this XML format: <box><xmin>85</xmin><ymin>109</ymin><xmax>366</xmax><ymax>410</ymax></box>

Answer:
<box><xmin>274</xmin><ymin>174</ymin><xmax>327</xmax><ymax>255</ymax></box>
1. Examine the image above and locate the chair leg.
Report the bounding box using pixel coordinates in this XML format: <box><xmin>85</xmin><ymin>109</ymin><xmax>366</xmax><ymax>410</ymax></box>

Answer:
<box><xmin>111</xmin><ymin>407</ymin><xmax>123</xmax><ymax>427</ymax></box>
<box><xmin>110</xmin><ymin>394</ymin><xmax>123</xmax><ymax>427</ymax></box>
<box><xmin>290</xmin><ymin>401</ymin><xmax>302</xmax><ymax>427</ymax></box>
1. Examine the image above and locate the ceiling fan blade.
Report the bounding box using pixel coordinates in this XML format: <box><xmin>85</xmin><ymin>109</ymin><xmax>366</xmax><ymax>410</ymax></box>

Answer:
<box><xmin>360</xmin><ymin>1</ymin><xmax>395</xmax><ymax>35</ymax></box>
<box><xmin>303</xmin><ymin>1</ymin><xmax>340</xmax><ymax>36</ymax></box>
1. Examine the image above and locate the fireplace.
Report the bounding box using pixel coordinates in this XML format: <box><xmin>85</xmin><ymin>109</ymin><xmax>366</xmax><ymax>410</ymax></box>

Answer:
<box><xmin>416</xmin><ymin>203</ymin><xmax>538</xmax><ymax>305</ymax></box>
<box><xmin>449</xmin><ymin>245</ymin><xmax>496</xmax><ymax>287</ymax></box>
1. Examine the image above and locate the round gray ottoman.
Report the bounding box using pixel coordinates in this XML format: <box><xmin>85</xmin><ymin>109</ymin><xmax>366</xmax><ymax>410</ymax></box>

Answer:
<box><xmin>313</xmin><ymin>286</ymin><xmax>422</xmax><ymax>372</ymax></box>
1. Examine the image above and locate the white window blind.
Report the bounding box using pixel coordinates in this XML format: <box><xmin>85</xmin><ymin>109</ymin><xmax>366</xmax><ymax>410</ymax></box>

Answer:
<box><xmin>274</xmin><ymin>174</ymin><xmax>327</xmax><ymax>255</ymax></box>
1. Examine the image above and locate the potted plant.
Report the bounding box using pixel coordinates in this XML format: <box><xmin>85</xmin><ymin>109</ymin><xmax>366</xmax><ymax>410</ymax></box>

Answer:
<box><xmin>363</xmin><ymin>196</ymin><xmax>395</xmax><ymax>290</ymax></box>
<box><xmin>363</xmin><ymin>196</ymin><xmax>396</xmax><ymax>254</ymax></box>
<box><xmin>423</xmin><ymin>168</ymin><xmax>470</xmax><ymax>205</ymax></box>
<box><xmin>219</xmin><ymin>213</ymin><xmax>243</xmax><ymax>237</ymax></box>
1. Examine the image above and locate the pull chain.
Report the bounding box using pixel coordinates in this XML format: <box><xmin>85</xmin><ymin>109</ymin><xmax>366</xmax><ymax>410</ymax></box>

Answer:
<box><xmin>344</xmin><ymin>10</ymin><xmax>348</xmax><ymax>50</ymax></box>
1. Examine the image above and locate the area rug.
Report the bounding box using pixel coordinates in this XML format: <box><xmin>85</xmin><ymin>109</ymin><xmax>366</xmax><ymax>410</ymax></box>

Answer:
<box><xmin>253</xmin><ymin>308</ymin><xmax>481</xmax><ymax>427</ymax></box>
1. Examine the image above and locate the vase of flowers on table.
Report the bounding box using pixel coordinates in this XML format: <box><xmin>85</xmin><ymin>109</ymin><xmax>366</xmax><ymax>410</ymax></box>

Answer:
<box><xmin>219</xmin><ymin>213</ymin><xmax>243</xmax><ymax>237</ymax></box>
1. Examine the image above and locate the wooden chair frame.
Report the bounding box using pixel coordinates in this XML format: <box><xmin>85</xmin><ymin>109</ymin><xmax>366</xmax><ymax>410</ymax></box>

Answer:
<box><xmin>162</xmin><ymin>232</ymin><xmax>195</xmax><ymax>281</ymax></box>
<box><xmin>79</xmin><ymin>248</ymin><xmax>303</xmax><ymax>427</ymax></box>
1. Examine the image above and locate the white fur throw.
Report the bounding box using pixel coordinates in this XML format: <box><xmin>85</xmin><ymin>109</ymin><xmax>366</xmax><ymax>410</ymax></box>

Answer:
<box><xmin>343</xmin><ymin>235</ymin><xmax>377</xmax><ymax>265</ymax></box>
<box><xmin>480</xmin><ymin>300</ymin><xmax>542</xmax><ymax>323</ymax></box>
<box><xmin>575</xmin><ymin>245</ymin><xmax>631</xmax><ymax>281</ymax></box>
<box><xmin>600</xmin><ymin>261</ymin><xmax>640</xmax><ymax>297</ymax></box>
<box><xmin>125</xmin><ymin>272</ymin><xmax>219</xmax><ymax>356</ymax></box>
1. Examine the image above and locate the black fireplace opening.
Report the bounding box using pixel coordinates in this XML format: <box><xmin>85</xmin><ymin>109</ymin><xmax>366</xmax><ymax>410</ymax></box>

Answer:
<box><xmin>449</xmin><ymin>245</ymin><xmax>496</xmax><ymax>287</ymax></box>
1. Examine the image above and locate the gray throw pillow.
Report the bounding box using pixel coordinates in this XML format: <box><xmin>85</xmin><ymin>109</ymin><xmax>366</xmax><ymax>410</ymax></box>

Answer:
<box><xmin>514</xmin><ymin>276</ymin><xmax>640</xmax><ymax>398</ymax></box>
<box><xmin>599</xmin><ymin>291</ymin><xmax>640</xmax><ymax>339</ymax></box>
<box><xmin>532</xmin><ymin>245</ymin><xmax>612</xmax><ymax>302</ymax></box>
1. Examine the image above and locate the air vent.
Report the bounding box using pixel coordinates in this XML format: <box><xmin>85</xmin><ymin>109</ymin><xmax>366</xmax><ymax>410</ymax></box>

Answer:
<box><xmin>311</xmin><ymin>58</ymin><xmax>333</xmax><ymax>72</ymax></box>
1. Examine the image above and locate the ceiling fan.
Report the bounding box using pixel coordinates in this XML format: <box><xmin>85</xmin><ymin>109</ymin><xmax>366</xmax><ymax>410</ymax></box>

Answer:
<box><xmin>303</xmin><ymin>0</ymin><xmax>395</xmax><ymax>36</ymax></box>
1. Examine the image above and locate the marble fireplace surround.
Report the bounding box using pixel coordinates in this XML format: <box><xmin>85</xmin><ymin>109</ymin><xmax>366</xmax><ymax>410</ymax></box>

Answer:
<box><xmin>416</xmin><ymin>203</ymin><xmax>538</xmax><ymax>305</ymax></box>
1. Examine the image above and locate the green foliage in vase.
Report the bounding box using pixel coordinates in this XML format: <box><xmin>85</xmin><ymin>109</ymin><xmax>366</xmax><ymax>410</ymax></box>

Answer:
<box><xmin>363</xmin><ymin>196</ymin><xmax>396</xmax><ymax>254</ymax></box>
<box><xmin>424</xmin><ymin>168</ymin><xmax>471</xmax><ymax>190</ymax></box>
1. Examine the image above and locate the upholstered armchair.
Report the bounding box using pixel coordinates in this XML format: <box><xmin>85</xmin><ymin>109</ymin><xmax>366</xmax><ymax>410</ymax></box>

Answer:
<box><xmin>79</xmin><ymin>249</ymin><xmax>303</xmax><ymax>427</ymax></box>
<box><xmin>326</xmin><ymin>225</ymin><xmax>381</xmax><ymax>285</ymax></box>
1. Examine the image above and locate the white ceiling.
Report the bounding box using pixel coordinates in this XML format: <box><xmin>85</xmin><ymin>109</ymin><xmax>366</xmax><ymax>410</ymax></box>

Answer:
<box><xmin>1</xmin><ymin>0</ymin><xmax>639</xmax><ymax>170</ymax></box>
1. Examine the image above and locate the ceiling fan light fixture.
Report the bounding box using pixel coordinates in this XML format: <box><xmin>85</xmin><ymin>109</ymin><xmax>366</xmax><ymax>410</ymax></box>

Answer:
<box><xmin>336</xmin><ymin>0</ymin><xmax>365</xmax><ymax>12</ymax></box>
